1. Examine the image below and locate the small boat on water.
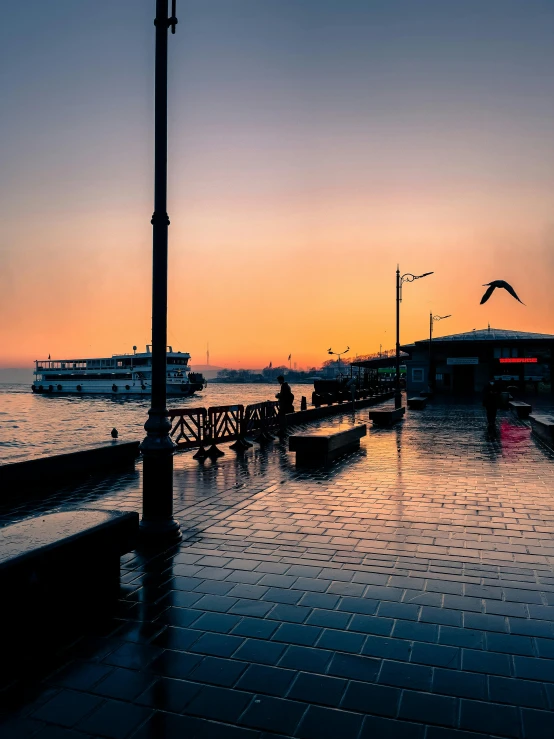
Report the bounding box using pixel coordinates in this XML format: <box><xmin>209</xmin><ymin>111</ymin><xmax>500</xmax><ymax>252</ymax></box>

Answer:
<box><xmin>32</xmin><ymin>346</ymin><xmax>206</xmax><ymax>396</ymax></box>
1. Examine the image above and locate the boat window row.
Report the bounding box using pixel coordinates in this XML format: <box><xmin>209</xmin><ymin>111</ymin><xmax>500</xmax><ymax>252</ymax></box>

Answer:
<box><xmin>41</xmin><ymin>372</ymin><xmax>134</xmax><ymax>380</ymax></box>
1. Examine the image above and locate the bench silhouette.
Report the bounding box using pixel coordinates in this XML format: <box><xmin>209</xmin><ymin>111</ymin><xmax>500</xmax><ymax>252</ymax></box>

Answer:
<box><xmin>529</xmin><ymin>414</ymin><xmax>554</xmax><ymax>449</ymax></box>
<box><xmin>509</xmin><ymin>400</ymin><xmax>532</xmax><ymax>419</ymax></box>
<box><xmin>289</xmin><ymin>425</ymin><xmax>366</xmax><ymax>467</ymax></box>
<box><xmin>408</xmin><ymin>396</ymin><xmax>428</xmax><ymax>410</ymax></box>
<box><xmin>1</xmin><ymin>509</ymin><xmax>138</xmax><ymax>680</ymax></box>
<box><xmin>368</xmin><ymin>407</ymin><xmax>406</xmax><ymax>426</ymax></box>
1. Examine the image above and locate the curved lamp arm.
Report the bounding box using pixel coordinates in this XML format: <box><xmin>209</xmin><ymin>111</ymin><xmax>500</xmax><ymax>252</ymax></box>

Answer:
<box><xmin>402</xmin><ymin>271</ymin><xmax>434</xmax><ymax>285</ymax></box>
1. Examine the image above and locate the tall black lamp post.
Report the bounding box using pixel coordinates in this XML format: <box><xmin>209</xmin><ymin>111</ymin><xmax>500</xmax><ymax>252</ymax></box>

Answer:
<box><xmin>429</xmin><ymin>313</ymin><xmax>451</xmax><ymax>389</ymax></box>
<box><xmin>328</xmin><ymin>347</ymin><xmax>349</xmax><ymax>380</ymax></box>
<box><xmin>395</xmin><ymin>266</ymin><xmax>433</xmax><ymax>409</ymax></box>
<box><xmin>140</xmin><ymin>0</ymin><xmax>181</xmax><ymax>543</ymax></box>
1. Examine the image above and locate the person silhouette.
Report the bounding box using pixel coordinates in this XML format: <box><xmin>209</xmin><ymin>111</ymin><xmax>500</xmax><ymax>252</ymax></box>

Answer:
<box><xmin>482</xmin><ymin>381</ymin><xmax>498</xmax><ymax>428</ymax></box>
<box><xmin>276</xmin><ymin>375</ymin><xmax>294</xmax><ymax>414</ymax></box>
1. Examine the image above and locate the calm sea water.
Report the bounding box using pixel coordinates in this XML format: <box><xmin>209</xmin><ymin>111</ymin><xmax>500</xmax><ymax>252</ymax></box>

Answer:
<box><xmin>0</xmin><ymin>383</ymin><xmax>312</xmax><ymax>463</ymax></box>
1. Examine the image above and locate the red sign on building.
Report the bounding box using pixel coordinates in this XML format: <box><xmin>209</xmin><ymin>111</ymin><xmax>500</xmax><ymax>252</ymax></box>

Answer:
<box><xmin>499</xmin><ymin>358</ymin><xmax>538</xmax><ymax>364</ymax></box>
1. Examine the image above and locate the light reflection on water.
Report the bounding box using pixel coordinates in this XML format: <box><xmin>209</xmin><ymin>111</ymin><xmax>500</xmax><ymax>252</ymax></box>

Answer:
<box><xmin>0</xmin><ymin>383</ymin><xmax>313</xmax><ymax>462</ymax></box>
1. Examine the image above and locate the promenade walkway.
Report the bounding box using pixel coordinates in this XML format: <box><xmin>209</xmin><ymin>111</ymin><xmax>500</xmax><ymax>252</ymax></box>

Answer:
<box><xmin>2</xmin><ymin>399</ymin><xmax>554</xmax><ymax>738</ymax></box>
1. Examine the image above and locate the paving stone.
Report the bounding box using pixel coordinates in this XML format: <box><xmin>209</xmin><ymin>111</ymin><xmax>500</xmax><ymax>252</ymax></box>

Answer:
<box><xmin>378</xmin><ymin>602</ymin><xmax>420</xmax><ymax>621</ymax></box>
<box><xmin>327</xmin><ymin>581</ymin><xmax>365</xmax><ymax>597</ymax></box>
<box><xmin>426</xmin><ymin>729</ymin><xmax>497</xmax><ymax>739</ymax></box>
<box><xmin>521</xmin><ymin>707</ymin><xmax>554</xmax><ymax>739</ymax></box>
<box><xmin>393</xmin><ymin>620</ymin><xmax>438</xmax><ymax>643</ymax></box>
<box><xmin>288</xmin><ymin>672</ymin><xmax>347</xmax><ymax>707</ymax></box>
<box><xmin>186</xmin><ymin>684</ymin><xmax>252</xmax><ymax>722</ymax></box>
<box><xmin>348</xmin><ymin>614</ymin><xmax>394</xmax><ymax>636</ymax></box>
<box><xmin>337</xmin><ymin>597</ymin><xmax>379</xmax><ymax>616</ymax></box>
<box><xmin>297</xmin><ymin>592</ymin><xmax>340</xmax><ymax>609</ymax></box>
<box><xmin>233</xmin><ymin>638</ymin><xmax>287</xmax><ymax>665</ymax></box>
<box><xmin>261</xmin><ymin>586</ymin><xmax>304</xmax><ymax>605</ymax></box>
<box><xmin>193</xmin><ymin>595</ymin><xmax>238</xmax><ymax>613</ymax></box>
<box><xmin>535</xmin><ymin>638</ymin><xmax>554</xmax><ymax>659</ymax></box>
<box><xmin>149</xmin><ymin>650</ymin><xmax>202</xmax><ymax>680</ymax></box>
<box><xmin>190</xmin><ymin>612</ymin><xmax>242</xmax><ymax>634</ymax></box>
<box><xmin>514</xmin><ymin>656</ymin><xmax>554</xmax><ymax>682</ymax></box>
<box><xmin>460</xmin><ymin>698</ymin><xmax>521</xmax><ymax>738</ymax></box>
<box><xmin>228</xmin><ymin>599</ymin><xmax>274</xmax><ymax>618</ymax></box>
<box><xmin>235</xmin><ymin>664</ymin><xmax>297</xmax><ymax>697</ymax></box>
<box><xmin>239</xmin><ymin>695</ymin><xmax>306</xmax><ymax>735</ymax></box>
<box><xmin>306</xmin><ymin>609</ymin><xmax>350</xmax><ymax>630</ymax></box>
<box><xmin>463</xmin><ymin>612</ymin><xmax>508</xmax><ymax>633</ymax></box>
<box><xmin>29</xmin><ymin>728</ymin><xmax>91</xmax><ymax>739</ymax></box>
<box><xmin>439</xmin><ymin>626</ymin><xmax>485</xmax><ymax>649</ymax></box>
<box><xmin>268</xmin><ymin>604</ymin><xmax>312</xmax><ymax>624</ymax></box>
<box><xmin>489</xmin><ymin>676</ymin><xmax>548</xmax><ymax>709</ymax></box>
<box><xmin>189</xmin><ymin>632</ymin><xmax>244</xmax><ymax>658</ymax></box>
<box><xmin>327</xmin><ymin>652</ymin><xmax>381</xmax><ymax>681</ymax></box>
<box><xmin>278</xmin><ymin>645</ymin><xmax>334</xmax><ymax>673</ymax></box>
<box><xmin>317</xmin><ymin>628</ymin><xmax>365</xmax><ymax>654</ymax></box>
<box><xmin>272</xmin><ymin>623</ymin><xmax>321</xmax><ymax>647</ymax></box>
<box><xmin>341</xmin><ymin>680</ymin><xmax>400</xmax><ymax>717</ymax></box>
<box><xmin>432</xmin><ymin>667</ymin><xmax>487</xmax><ymax>700</ymax></box>
<box><xmin>32</xmin><ymin>691</ymin><xmax>104</xmax><ymax>727</ymax></box>
<box><xmin>410</xmin><ymin>642</ymin><xmax>460</xmax><ymax>668</ymax></box>
<box><xmin>231</xmin><ymin>617</ymin><xmax>280</xmax><ymax>640</ymax></box>
<box><xmin>91</xmin><ymin>667</ymin><xmax>156</xmax><ymax>701</ymax></box>
<box><xmin>75</xmin><ymin>699</ymin><xmax>151</xmax><ymax>739</ymax></box>
<box><xmin>188</xmin><ymin>656</ymin><xmax>247</xmax><ymax>686</ymax></box>
<box><xmin>508</xmin><ymin>618</ymin><xmax>554</xmax><ymax>639</ymax></box>
<box><xmin>359</xmin><ymin>715</ymin><xmax>425</xmax><ymax>738</ymax></box>
<box><xmin>485</xmin><ymin>632</ymin><xmax>535</xmax><ymax>656</ymax></box>
<box><xmin>379</xmin><ymin>660</ymin><xmax>433</xmax><ymax>691</ymax></box>
<box><xmin>362</xmin><ymin>635</ymin><xmax>412</xmax><ymax>661</ymax></box>
<box><xmin>48</xmin><ymin>661</ymin><xmax>113</xmax><ymax>691</ymax></box>
<box><xmin>296</xmin><ymin>704</ymin><xmax>363</xmax><ymax>739</ymax></box>
<box><xmin>192</xmin><ymin>579</ymin><xmax>236</xmax><ymax>596</ymax></box>
<box><xmin>133</xmin><ymin>711</ymin><xmax>258</xmax><ymax>739</ymax></box>
<box><xmin>420</xmin><ymin>606</ymin><xmax>462</xmax><ymax>627</ymax></box>
<box><xmin>399</xmin><ymin>690</ymin><xmax>458</xmax><ymax>727</ymax></box>
<box><xmin>135</xmin><ymin>676</ymin><xmax>201</xmax><ymax>712</ymax></box>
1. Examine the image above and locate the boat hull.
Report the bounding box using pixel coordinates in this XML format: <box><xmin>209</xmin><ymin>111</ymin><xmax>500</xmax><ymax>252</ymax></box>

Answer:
<box><xmin>31</xmin><ymin>381</ymin><xmax>204</xmax><ymax>396</ymax></box>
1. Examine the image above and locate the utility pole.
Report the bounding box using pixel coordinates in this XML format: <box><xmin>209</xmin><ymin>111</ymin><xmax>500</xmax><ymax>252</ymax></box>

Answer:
<box><xmin>140</xmin><ymin>0</ymin><xmax>181</xmax><ymax>543</ymax></box>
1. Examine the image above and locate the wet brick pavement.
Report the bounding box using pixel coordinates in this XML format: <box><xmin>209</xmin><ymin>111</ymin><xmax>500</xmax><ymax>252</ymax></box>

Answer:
<box><xmin>2</xmin><ymin>397</ymin><xmax>554</xmax><ymax>738</ymax></box>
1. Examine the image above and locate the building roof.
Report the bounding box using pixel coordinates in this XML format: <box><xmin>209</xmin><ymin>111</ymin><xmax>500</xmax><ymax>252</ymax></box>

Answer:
<box><xmin>403</xmin><ymin>327</ymin><xmax>554</xmax><ymax>349</ymax></box>
<box><xmin>351</xmin><ymin>353</ymin><xmax>409</xmax><ymax>369</ymax></box>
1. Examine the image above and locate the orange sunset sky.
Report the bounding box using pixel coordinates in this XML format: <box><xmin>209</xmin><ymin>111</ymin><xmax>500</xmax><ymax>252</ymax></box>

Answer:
<box><xmin>1</xmin><ymin>1</ymin><xmax>554</xmax><ymax>370</ymax></box>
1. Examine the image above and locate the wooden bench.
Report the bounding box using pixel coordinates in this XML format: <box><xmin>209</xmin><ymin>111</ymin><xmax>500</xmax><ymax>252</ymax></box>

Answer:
<box><xmin>289</xmin><ymin>425</ymin><xmax>366</xmax><ymax>467</ymax></box>
<box><xmin>509</xmin><ymin>400</ymin><xmax>532</xmax><ymax>419</ymax></box>
<box><xmin>1</xmin><ymin>509</ymin><xmax>138</xmax><ymax>678</ymax></box>
<box><xmin>368</xmin><ymin>407</ymin><xmax>406</xmax><ymax>426</ymax></box>
<box><xmin>408</xmin><ymin>396</ymin><xmax>428</xmax><ymax>410</ymax></box>
<box><xmin>529</xmin><ymin>414</ymin><xmax>554</xmax><ymax>450</ymax></box>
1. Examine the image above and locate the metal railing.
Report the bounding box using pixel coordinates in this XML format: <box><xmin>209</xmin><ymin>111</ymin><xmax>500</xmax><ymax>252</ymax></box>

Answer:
<box><xmin>167</xmin><ymin>390</ymin><xmax>394</xmax><ymax>460</ymax></box>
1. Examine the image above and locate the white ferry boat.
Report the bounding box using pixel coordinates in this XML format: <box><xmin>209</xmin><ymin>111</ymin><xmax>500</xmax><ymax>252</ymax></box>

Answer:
<box><xmin>32</xmin><ymin>346</ymin><xmax>206</xmax><ymax>396</ymax></box>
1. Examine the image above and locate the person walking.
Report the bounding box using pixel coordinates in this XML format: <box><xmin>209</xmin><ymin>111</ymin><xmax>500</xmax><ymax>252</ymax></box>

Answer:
<box><xmin>483</xmin><ymin>381</ymin><xmax>498</xmax><ymax>428</ymax></box>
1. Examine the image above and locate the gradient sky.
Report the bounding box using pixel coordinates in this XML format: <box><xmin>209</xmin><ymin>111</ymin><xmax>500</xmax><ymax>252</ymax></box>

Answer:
<box><xmin>1</xmin><ymin>0</ymin><xmax>553</xmax><ymax>369</ymax></box>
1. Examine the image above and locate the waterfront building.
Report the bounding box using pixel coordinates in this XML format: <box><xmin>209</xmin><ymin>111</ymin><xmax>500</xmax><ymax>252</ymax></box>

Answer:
<box><xmin>401</xmin><ymin>327</ymin><xmax>554</xmax><ymax>395</ymax></box>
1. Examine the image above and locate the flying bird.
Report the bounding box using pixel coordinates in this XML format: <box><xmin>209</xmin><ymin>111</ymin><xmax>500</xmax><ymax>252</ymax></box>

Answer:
<box><xmin>480</xmin><ymin>280</ymin><xmax>525</xmax><ymax>305</ymax></box>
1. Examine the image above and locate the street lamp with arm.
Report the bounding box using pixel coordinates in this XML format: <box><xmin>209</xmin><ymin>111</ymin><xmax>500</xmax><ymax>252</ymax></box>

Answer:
<box><xmin>429</xmin><ymin>313</ymin><xmax>451</xmax><ymax>389</ymax></box>
<box><xmin>328</xmin><ymin>347</ymin><xmax>349</xmax><ymax>380</ymax></box>
<box><xmin>395</xmin><ymin>267</ymin><xmax>433</xmax><ymax>409</ymax></box>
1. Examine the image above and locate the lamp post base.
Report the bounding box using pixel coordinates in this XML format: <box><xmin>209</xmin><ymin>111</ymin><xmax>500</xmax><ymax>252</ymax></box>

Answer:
<box><xmin>394</xmin><ymin>391</ymin><xmax>402</xmax><ymax>409</ymax></box>
<box><xmin>140</xmin><ymin>412</ymin><xmax>180</xmax><ymax>545</ymax></box>
<box><xmin>139</xmin><ymin>517</ymin><xmax>182</xmax><ymax>545</ymax></box>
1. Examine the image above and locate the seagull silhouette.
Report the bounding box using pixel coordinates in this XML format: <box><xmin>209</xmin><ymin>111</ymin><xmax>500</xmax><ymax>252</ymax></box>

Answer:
<box><xmin>480</xmin><ymin>280</ymin><xmax>525</xmax><ymax>305</ymax></box>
